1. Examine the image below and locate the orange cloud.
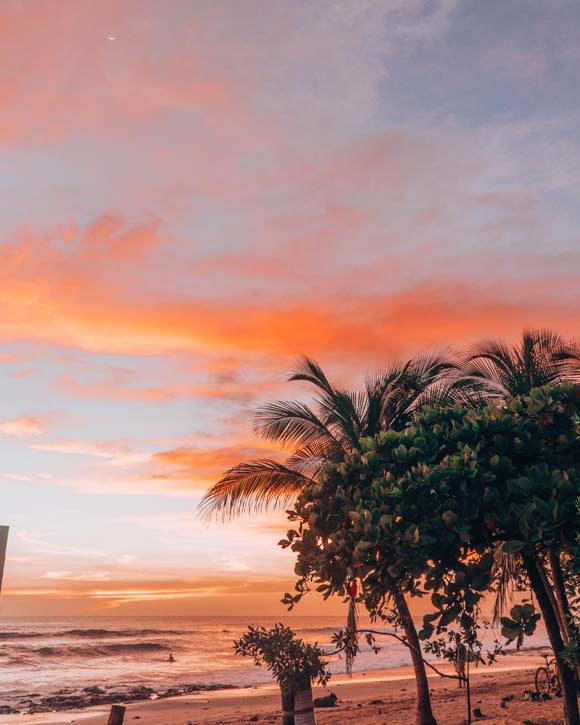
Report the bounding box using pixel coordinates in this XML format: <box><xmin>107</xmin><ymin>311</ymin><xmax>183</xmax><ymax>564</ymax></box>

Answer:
<box><xmin>0</xmin><ymin>575</ymin><xmax>351</xmax><ymax>616</ymax></box>
<box><xmin>0</xmin><ymin>218</ymin><xmax>579</xmax><ymax>363</ymax></box>
<box><xmin>151</xmin><ymin>441</ymin><xmax>283</xmax><ymax>482</ymax></box>
<box><xmin>0</xmin><ymin>416</ymin><xmax>46</xmax><ymax>437</ymax></box>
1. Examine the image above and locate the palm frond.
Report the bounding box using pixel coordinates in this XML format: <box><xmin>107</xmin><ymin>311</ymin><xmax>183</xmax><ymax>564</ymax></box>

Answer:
<box><xmin>314</xmin><ymin>389</ymin><xmax>365</xmax><ymax>448</ymax></box>
<box><xmin>462</xmin><ymin>328</ymin><xmax>580</xmax><ymax>399</ymax></box>
<box><xmin>491</xmin><ymin>545</ymin><xmax>520</xmax><ymax>624</ymax></box>
<box><xmin>345</xmin><ymin>592</ymin><xmax>359</xmax><ymax>676</ymax></box>
<box><xmin>288</xmin><ymin>357</ymin><xmax>335</xmax><ymax>394</ymax></box>
<box><xmin>287</xmin><ymin>357</ymin><xmax>366</xmax><ymax>448</ymax></box>
<box><xmin>286</xmin><ymin>437</ymin><xmax>343</xmax><ymax>465</ymax></box>
<box><xmin>405</xmin><ymin>348</ymin><xmax>461</xmax><ymax>387</ymax></box>
<box><xmin>534</xmin><ymin>327</ymin><xmax>580</xmax><ymax>381</ymax></box>
<box><xmin>364</xmin><ymin>366</ymin><xmax>406</xmax><ymax>435</ymax></box>
<box><xmin>372</xmin><ymin>350</ymin><xmax>459</xmax><ymax>430</ymax></box>
<box><xmin>254</xmin><ymin>400</ymin><xmax>340</xmax><ymax>450</ymax></box>
<box><xmin>412</xmin><ymin>378</ymin><xmax>487</xmax><ymax>411</ymax></box>
<box><xmin>198</xmin><ymin>459</ymin><xmax>315</xmax><ymax>521</ymax></box>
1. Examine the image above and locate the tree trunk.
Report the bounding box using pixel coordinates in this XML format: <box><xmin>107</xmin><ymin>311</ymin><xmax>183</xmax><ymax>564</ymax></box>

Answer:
<box><xmin>549</xmin><ymin>549</ymin><xmax>580</xmax><ymax>683</ymax></box>
<box><xmin>294</xmin><ymin>685</ymin><xmax>316</xmax><ymax>725</ymax></box>
<box><xmin>281</xmin><ymin>685</ymin><xmax>295</xmax><ymax>725</ymax></box>
<box><xmin>549</xmin><ymin>549</ymin><xmax>576</xmax><ymax>639</ymax></box>
<box><xmin>392</xmin><ymin>586</ymin><xmax>437</xmax><ymax>725</ymax></box>
<box><xmin>523</xmin><ymin>551</ymin><xmax>580</xmax><ymax>725</ymax></box>
<box><xmin>538</xmin><ymin>553</ymin><xmax>569</xmax><ymax>644</ymax></box>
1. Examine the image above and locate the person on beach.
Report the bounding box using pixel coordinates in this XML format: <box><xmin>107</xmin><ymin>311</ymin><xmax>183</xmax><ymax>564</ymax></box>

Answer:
<box><xmin>168</xmin><ymin>653</ymin><xmax>175</xmax><ymax>663</ymax></box>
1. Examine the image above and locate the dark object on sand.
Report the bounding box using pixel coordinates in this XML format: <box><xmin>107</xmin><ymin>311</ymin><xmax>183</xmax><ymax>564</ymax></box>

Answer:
<box><xmin>249</xmin><ymin>716</ymin><xmax>259</xmax><ymax>722</ymax></box>
<box><xmin>313</xmin><ymin>692</ymin><xmax>338</xmax><ymax>708</ymax></box>
<box><xmin>473</xmin><ymin>707</ymin><xmax>484</xmax><ymax>718</ymax></box>
<box><xmin>107</xmin><ymin>705</ymin><xmax>126</xmax><ymax>725</ymax></box>
<box><xmin>500</xmin><ymin>694</ymin><xmax>515</xmax><ymax>709</ymax></box>
<box><xmin>524</xmin><ymin>689</ymin><xmax>552</xmax><ymax>702</ymax></box>
<box><xmin>369</xmin><ymin>699</ymin><xmax>385</xmax><ymax>705</ymax></box>
<box><xmin>168</xmin><ymin>653</ymin><xmax>175</xmax><ymax>663</ymax></box>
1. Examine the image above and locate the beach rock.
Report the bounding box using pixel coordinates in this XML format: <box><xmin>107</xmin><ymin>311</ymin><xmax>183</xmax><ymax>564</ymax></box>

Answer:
<box><xmin>7</xmin><ymin>682</ymin><xmax>239</xmax><ymax>715</ymax></box>
<box><xmin>161</xmin><ymin>688</ymin><xmax>181</xmax><ymax>698</ymax></box>
<box><xmin>82</xmin><ymin>686</ymin><xmax>105</xmax><ymax>696</ymax></box>
<box><xmin>249</xmin><ymin>716</ymin><xmax>259</xmax><ymax>722</ymax></box>
<box><xmin>473</xmin><ymin>707</ymin><xmax>484</xmax><ymax>718</ymax></box>
<box><xmin>369</xmin><ymin>699</ymin><xmax>385</xmax><ymax>705</ymax></box>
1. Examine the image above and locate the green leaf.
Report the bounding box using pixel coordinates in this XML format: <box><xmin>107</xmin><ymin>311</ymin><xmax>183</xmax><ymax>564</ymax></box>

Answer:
<box><xmin>502</xmin><ymin>540</ymin><xmax>526</xmax><ymax>554</ymax></box>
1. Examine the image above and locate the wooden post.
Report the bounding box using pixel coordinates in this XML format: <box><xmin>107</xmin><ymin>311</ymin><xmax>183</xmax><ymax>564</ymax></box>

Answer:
<box><xmin>107</xmin><ymin>705</ymin><xmax>126</xmax><ymax>725</ymax></box>
<box><xmin>0</xmin><ymin>526</ymin><xmax>8</xmax><ymax>594</ymax></box>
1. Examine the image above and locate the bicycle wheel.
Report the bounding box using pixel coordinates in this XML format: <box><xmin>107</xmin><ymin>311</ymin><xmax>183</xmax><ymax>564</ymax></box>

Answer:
<box><xmin>535</xmin><ymin>667</ymin><xmax>551</xmax><ymax>694</ymax></box>
<box><xmin>553</xmin><ymin>672</ymin><xmax>562</xmax><ymax>697</ymax></box>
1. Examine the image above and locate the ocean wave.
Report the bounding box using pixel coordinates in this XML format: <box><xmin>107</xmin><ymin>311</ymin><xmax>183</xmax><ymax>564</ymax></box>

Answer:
<box><xmin>0</xmin><ymin>631</ymin><xmax>43</xmax><ymax>639</ymax></box>
<box><xmin>61</xmin><ymin>628</ymin><xmax>190</xmax><ymax>638</ymax></box>
<box><xmin>0</xmin><ymin>628</ymin><xmax>190</xmax><ymax>641</ymax></box>
<box><xmin>31</xmin><ymin>642</ymin><xmax>172</xmax><ymax>657</ymax></box>
<box><xmin>299</xmin><ymin>625</ymin><xmax>394</xmax><ymax>636</ymax></box>
<box><xmin>299</xmin><ymin>626</ymin><xmax>343</xmax><ymax>635</ymax></box>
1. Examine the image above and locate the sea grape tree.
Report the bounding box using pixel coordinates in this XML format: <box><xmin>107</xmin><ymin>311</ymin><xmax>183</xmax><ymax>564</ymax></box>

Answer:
<box><xmin>281</xmin><ymin>409</ymin><xmax>496</xmax><ymax>725</ymax></box>
<box><xmin>282</xmin><ymin>383</ymin><xmax>580</xmax><ymax>725</ymax></box>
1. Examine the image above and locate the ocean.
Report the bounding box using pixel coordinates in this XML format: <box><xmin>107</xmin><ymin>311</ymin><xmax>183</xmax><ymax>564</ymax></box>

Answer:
<box><xmin>0</xmin><ymin>615</ymin><xmax>549</xmax><ymax>714</ymax></box>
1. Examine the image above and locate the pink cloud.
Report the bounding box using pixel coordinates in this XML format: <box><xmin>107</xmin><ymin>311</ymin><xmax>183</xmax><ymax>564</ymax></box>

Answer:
<box><xmin>0</xmin><ymin>416</ymin><xmax>46</xmax><ymax>437</ymax></box>
<box><xmin>0</xmin><ymin>1</ymin><xmax>235</xmax><ymax>145</ymax></box>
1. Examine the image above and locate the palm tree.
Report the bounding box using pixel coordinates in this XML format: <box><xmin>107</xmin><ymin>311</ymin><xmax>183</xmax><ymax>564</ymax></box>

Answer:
<box><xmin>459</xmin><ymin>327</ymin><xmax>579</xmax><ymax>399</ymax></box>
<box><xmin>200</xmin><ymin>352</ymin><xmax>459</xmax><ymax>519</ymax></box>
<box><xmin>201</xmin><ymin>352</ymin><xmax>461</xmax><ymax>725</ymax></box>
<box><xmin>461</xmin><ymin>328</ymin><xmax>580</xmax><ymax>723</ymax></box>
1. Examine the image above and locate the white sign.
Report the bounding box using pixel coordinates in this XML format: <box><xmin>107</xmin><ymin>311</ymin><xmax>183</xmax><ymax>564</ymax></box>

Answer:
<box><xmin>0</xmin><ymin>526</ymin><xmax>9</xmax><ymax>594</ymax></box>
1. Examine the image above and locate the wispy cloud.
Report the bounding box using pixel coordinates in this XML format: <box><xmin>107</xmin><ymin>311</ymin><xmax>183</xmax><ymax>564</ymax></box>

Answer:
<box><xmin>41</xmin><ymin>570</ymin><xmax>111</xmax><ymax>582</ymax></box>
<box><xmin>18</xmin><ymin>531</ymin><xmax>108</xmax><ymax>559</ymax></box>
<box><xmin>29</xmin><ymin>440</ymin><xmax>148</xmax><ymax>467</ymax></box>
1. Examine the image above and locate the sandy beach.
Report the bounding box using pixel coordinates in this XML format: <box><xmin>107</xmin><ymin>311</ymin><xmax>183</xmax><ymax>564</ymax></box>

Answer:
<box><xmin>0</xmin><ymin>653</ymin><xmax>568</xmax><ymax>725</ymax></box>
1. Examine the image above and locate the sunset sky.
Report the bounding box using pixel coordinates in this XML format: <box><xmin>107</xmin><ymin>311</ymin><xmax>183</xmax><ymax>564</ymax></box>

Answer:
<box><xmin>2</xmin><ymin>0</ymin><xmax>580</xmax><ymax>616</ymax></box>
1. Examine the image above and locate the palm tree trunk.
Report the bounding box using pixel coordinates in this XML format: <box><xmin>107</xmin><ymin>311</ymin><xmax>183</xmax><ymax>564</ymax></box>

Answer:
<box><xmin>391</xmin><ymin>586</ymin><xmax>437</xmax><ymax>725</ymax></box>
<box><xmin>281</xmin><ymin>685</ymin><xmax>295</xmax><ymax>725</ymax></box>
<box><xmin>294</xmin><ymin>686</ymin><xmax>316</xmax><ymax>725</ymax></box>
<box><xmin>523</xmin><ymin>551</ymin><xmax>579</xmax><ymax>725</ymax></box>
